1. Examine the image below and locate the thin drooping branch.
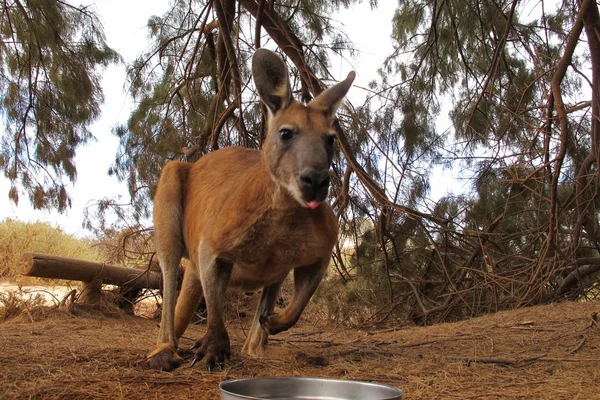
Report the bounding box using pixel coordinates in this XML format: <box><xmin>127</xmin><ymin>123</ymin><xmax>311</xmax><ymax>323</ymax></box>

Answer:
<box><xmin>467</xmin><ymin>0</ymin><xmax>519</xmax><ymax>130</ymax></box>
<box><xmin>214</xmin><ymin>0</ymin><xmax>247</xmax><ymax>142</ymax></box>
<box><xmin>254</xmin><ymin>0</ymin><xmax>265</xmax><ymax>48</ymax></box>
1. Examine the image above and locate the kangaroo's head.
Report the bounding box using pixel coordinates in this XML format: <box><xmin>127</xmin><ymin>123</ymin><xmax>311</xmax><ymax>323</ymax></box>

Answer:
<box><xmin>252</xmin><ymin>48</ymin><xmax>355</xmax><ymax>209</ymax></box>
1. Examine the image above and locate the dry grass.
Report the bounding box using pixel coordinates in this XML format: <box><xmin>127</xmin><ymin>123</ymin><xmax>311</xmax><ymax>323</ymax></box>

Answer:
<box><xmin>0</xmin><ymin>219</ymin><xmax>103</xmax><ymax>283</ymax></box>
<box><xmin>0</xmin><ymin>300</ymin><xmax>599</xmax><ymax>399</ymax></box>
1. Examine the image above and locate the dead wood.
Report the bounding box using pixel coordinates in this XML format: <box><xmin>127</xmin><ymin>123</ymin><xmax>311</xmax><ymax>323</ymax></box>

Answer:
<box><xmin>18</xmin><ymin>252</ymin><xmax>162</xmax><ymax>290</ymax></box>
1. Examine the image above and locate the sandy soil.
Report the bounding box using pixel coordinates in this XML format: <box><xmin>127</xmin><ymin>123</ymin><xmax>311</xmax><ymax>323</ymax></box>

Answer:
<box><xmin>1</xmin><ymin>295</ymin><xmax>599</xmax><ymax>399</ymax></box>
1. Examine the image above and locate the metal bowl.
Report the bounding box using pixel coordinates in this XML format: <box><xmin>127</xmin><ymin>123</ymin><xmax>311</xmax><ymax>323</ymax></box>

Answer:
<box><xmin>219</xmin><ymin>377</ymin><xmax>403</xmax><ymax>400</ymax></box>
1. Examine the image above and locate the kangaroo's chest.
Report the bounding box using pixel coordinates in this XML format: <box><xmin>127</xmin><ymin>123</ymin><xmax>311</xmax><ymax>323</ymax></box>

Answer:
<box><xmin>226</xmin><ymin>213</ymin><xmax>329</xmax><ymax>289</ymax></box>
<box><xmin>234</xmin><ymin>213</ymin><xmax>318</xmax><ymax>266</ymax></box>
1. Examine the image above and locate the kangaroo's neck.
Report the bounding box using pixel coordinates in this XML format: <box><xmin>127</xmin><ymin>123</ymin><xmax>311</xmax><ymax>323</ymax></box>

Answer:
<box><xmin>216</xmin><ymin>152</ymin><xmax>305</xmax><ymax>255</ymax></box>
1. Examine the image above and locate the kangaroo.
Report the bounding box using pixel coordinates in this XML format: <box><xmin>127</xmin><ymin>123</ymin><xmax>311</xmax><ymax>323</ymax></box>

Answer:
<box><xmin>148</xmin><ymin>48</ymin><xmax>355</xmax><ymax>372</ymax></box>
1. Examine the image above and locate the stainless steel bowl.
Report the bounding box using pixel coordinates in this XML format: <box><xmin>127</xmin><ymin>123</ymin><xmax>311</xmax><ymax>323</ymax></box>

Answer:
<box><xmin>219</xmin><ymin>376</ymin><xmax>403</xmax><ymax>400</ymax></box>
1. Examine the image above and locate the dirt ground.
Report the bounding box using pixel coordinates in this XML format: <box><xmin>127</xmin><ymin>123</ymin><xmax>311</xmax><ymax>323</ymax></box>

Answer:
<box><xmin>1</xmin><ymin>298</ymin><xmax>599</xmax><ymax>399</ymax></box>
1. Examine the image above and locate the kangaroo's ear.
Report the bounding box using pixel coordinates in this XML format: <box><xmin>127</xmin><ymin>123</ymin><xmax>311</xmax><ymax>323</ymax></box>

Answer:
<box><xmin>252</xmin><ymin>49</ymin><xmax>293</xmax><ymax>116</ymax></box>
<box><xmin>309</xmin><ymin>71</ymin><xmax>356</xmax><ymax>120</ymax></box>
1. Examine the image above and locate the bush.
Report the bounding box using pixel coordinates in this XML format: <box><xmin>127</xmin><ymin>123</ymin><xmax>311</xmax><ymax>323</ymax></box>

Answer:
<box><xmin>0</xmin><ymin>289</ymin><xmax>46</xmax><ymax>321</ymax></box>
<box><xmin>0</xmin><ymin>218</ymin><xmax>103</xmax><ymax>282</ymax></box>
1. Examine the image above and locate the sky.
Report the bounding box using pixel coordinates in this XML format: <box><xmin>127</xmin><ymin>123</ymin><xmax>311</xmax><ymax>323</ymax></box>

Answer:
<box><xmin>0</xmin><ymin>0</ymin><xmax>457</xmax><ymax>237</ymax></box>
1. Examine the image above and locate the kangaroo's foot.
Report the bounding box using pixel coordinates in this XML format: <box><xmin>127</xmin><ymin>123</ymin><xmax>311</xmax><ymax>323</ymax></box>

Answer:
<box><xmin>147</xmin><ymin>343</ymin><xmax>183</xmax><ymax>372</ymax></box>
<box><xmin>190</xmin><ymin>327</ymin><xmax>231</xmax><ymax>373</ymax></box>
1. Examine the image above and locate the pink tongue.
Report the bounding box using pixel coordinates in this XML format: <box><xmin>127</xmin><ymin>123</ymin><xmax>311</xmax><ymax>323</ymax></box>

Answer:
<box><xmin>306</xmin><ymin>200</ymin><xmax>320</xmax><ymax>209</ymax></box>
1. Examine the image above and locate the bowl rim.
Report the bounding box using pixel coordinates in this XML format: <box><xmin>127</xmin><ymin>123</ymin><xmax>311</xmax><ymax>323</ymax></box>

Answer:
<box><xmin>219</xmin><ymin>376</ymin><xmax>404</xmax><ymax>400</ymax></box>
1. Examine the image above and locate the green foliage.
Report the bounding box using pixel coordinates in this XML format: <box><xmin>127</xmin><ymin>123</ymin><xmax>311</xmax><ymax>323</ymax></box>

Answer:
<box><xmin>0</xmin><ymin>218</ymin><xmax>103</xmax><ymax>282</ymax></box>
<box><xmin>0</xmin><ymin>0</ymin><xmax>119</xmax><ymax>211</ymax></box>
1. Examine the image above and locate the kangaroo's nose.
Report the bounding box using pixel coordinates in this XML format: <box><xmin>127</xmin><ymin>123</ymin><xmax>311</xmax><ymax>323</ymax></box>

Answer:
<box><xmin>299</xmin><ymin>169</ymin><xmax>330</xmax><ymax>202</ymax></box>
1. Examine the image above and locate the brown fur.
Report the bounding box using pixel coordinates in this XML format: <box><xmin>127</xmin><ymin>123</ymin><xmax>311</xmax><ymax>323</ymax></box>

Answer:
<box><xmin>148</xmin><ymin>48</ymin><xmax>355</xmax><ymax>371</ymax></box>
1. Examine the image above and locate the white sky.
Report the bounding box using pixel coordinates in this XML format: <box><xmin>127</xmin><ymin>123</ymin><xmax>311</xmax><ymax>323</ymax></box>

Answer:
<box><xmin>0</xmin><ymin>0</ymin><xmax>456</xmax><ymax>236</ymax></box>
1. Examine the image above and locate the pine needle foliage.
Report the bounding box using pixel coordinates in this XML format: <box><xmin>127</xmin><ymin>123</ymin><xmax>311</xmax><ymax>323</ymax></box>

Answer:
<box><xmin>0</xmin><ymin>0</ymin><xmax>119</xmax><ymax>211</ymax></box>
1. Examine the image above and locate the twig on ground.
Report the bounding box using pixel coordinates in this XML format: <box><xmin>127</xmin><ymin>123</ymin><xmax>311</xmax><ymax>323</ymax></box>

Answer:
<box><xmin>567</xmin><ymin>335</ymin><xmax>587</xmax><ymax>354</ymax></box>
<box><xmin>587</xmin><ymin>312</ymin><xmax>599</xmax><ymax>329</ymax></box>
<box><xmin>449</xmin><ymin>354</ymin><xmax>547</xmax><ymax>367</ymax></box>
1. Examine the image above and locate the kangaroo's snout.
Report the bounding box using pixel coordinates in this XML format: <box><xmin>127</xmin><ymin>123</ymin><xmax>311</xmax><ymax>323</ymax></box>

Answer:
<box><xmin>299</xmin><ymin>168</ymin><xmax>330</xmax><ymax>205</ymax></box>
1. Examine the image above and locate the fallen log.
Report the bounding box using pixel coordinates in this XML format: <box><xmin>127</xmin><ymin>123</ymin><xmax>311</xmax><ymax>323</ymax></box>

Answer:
<box><xmin>19</xmin><ymin>252</ymin><xmax>162</xmax><ymax>290</ymax></box>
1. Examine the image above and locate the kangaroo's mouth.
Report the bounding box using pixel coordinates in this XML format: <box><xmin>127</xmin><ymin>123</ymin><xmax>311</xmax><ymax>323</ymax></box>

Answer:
<box><xmin>300</xmin><ymin>186</ymin><xmax>328</xmax><ymax>209</ymax></box>
<box><xmin>305</xmin><ymin>200</ymin><xmax>321</xmax><ymax>209</ymax></box>
<box><xmin>281</xmin><ymin>171</ymin><xmax>330</xmax><ymax>209</ymax></box>
<box><xmin>298</xmin><ymin>169</ymin><xmax>330</xmax><ymax>209</ymax></box>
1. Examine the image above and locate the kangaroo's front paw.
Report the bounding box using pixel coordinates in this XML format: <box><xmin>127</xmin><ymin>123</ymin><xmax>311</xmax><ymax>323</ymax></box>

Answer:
<box><xmin>259</xmin><ymin>311</ymin><xmax>296</xmax><ymax>335</ymax></box>
<box><xmin>148</xmin><ymin>344</ymin><xmax>183</xmax><ymax>371</ymax></box>
<box><xmin>190</xmin><ymin>328</ymin><xmax>231</xmax><ymax>373</ymax></box>
<box><xmin>259</xmin><ymin>311</ymin><xmax>278</xmax><ymax>334</ymax></box>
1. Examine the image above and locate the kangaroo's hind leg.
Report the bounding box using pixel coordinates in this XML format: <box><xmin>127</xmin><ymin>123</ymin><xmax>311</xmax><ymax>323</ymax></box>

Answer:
<box><xmin>174</xmin><ymin>262</ymin><xmax>204</xmax><ymax>338</ymax></box>
<box><xmin>147</xmin><ymin>161</ymin><xmax>189</xmax><ymax>371</ymax></box>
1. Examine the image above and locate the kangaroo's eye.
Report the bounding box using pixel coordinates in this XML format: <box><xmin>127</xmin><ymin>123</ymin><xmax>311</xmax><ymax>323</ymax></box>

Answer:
<box><xmin>280</xmin><ymin>128</ymin><xmax>294</xmax><ymax>141</ymax></box>
<box><xmin>326</xmin><ymin>134</ymin><xmax>336</xmax><ymax>147</ymax></box>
